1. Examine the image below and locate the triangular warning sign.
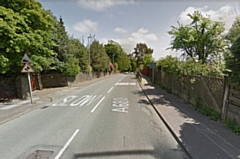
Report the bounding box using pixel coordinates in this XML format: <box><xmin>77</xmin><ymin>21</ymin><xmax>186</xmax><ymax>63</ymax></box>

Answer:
<box><xmin>21</xmin><ymin>63</ymin><xmax>34</xmax><ymax>73</ymax></box>
<box><xmin>21</xmin><ymin>53</ymin><xmax>31</xmax><ymax>63</ymax></box>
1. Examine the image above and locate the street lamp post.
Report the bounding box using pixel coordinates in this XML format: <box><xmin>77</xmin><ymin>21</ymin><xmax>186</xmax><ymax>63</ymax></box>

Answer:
<box><xmin>112</xmin><ymin>54</ymin><xmax>115</xmax><ymax>65</ymax></box>
<box><xmin>88</xmin><ymin>34</ymin><xmax>92</xmax><ymax>80</ymax></box>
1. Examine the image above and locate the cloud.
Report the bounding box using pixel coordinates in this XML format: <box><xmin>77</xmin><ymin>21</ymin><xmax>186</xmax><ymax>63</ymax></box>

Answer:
<box><xmin>77</xmin><ymin>0</ymin><xmax>135</xmax><ymax>12</ymax></box>
<box><xmin>128</xmin><ymin>28</ymin><xmax>158</xmax><ymax>43</ymax></box>
<box><xmin>99</xmin><ymin>28</ymin><xmax>158</xmax><ymax>54</ymax></box>
<box><xmin>178</xmin><ymin>5</ymin><xmax>238</xmax><ymax>30</ymax></box>
<box><xmin>114</xmin><ymin>27</ymin><xmax>128</xmax><ymax>33</ymax></box>
<box><xmin>73</xmin><ymin>19</ymin><xmax>98</xmax><ymax>33</ymax></box>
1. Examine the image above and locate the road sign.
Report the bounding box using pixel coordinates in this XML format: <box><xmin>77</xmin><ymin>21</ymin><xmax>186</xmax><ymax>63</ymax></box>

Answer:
<box><xmin>21</xmin><ymin>53</ymin><xmax>31</xmax><ymax>63</ymax></box>
<box><xmin>150</xmin><ymin>62</ymin><xmax>156</xmax><ymax>69</ymax></box>
<box><xmin>21</xmin><ymin>63</ymin><xmax>34</xmax><ymax>73</ymax></box>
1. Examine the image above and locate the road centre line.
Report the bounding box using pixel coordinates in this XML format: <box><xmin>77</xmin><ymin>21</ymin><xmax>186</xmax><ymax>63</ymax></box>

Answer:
<box><xmin>107</xmin><ymin>87</ymin><xmax>114</xmax><ymax>93</ymax></box>
<box><xmin>91</xmin><ymin>96</ymin><xmax>105</xmax><ymax>113</ymax></box>
<box><xmin>54</xmin><ymin>129</ymin><xmax>79</xmax><ymax>159</ymax></box>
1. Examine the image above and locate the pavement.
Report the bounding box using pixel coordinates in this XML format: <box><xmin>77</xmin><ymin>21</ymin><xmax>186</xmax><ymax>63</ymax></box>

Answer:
<box><xmin>1</xmin><ymin>74</ymin><xmax>240</xmax><ymax>159</ymax></box>
<box><xmin>140</xmin><ymin>76</ymin><xmax>240</xmax><ymax>159</ymax></box>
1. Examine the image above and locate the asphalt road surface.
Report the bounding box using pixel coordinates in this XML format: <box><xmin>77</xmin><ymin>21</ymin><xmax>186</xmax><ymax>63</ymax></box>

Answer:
<box><xmin>0</xmin><ymin>74</ymin><xmax>189</xmax><ymax>159</ymax></box>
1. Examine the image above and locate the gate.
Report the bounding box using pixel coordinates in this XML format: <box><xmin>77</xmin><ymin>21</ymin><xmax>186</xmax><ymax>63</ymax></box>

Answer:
<box><xmin>31</xmin><ymin>75</ymin><xmax>37</xmax><ymax>91</ymax></box>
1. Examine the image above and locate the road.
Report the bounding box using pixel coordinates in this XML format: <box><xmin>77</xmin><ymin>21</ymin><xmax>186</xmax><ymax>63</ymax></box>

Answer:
<box><xmin>0</xmin><ymin>74</ymin><xmax>189</xmax><ymax>159</ymax></box>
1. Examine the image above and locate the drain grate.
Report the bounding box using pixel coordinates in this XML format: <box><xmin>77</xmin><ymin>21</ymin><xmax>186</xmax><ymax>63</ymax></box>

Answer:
<box><xmin>41</xmin><ymin>106</ymin><xmax>49</xmax><ymax>109</ymax></box>
<box><xmin>26</xmin><ymin>150</ymin><xmax>53</xmax><ymax>159</ymax></box>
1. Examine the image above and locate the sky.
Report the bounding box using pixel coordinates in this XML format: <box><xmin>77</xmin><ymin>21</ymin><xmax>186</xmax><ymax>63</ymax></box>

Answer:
<box><xmin>37</xmin><ymin>0</ymin><xmax>240</xmax><ymax>60</ymax></box>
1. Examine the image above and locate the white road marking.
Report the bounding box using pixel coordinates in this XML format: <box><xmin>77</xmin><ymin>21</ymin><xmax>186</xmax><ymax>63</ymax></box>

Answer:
<box><xmin>52</xmin><ymin>95</ymin><xmax>102</xmax><ymax>107</ymax></box>
<box><xmin>115</xmin><ymin>82</ymin><xmax>136</xmax><ymax>86</ymax></box>
<box><xmin>111</xmin><ymin>98</ymin><xmax>129</xmax><ymax>113</ymax></box>
<box><xmin>54</xmin><ymin>129</ymin><xmax>79</xmax><ymax>159</ymax></box>
<box><xmin>0</xmin><ymin>98</ymin><xmax>39</xmax><ymax>110</ymax></box>
<box><xmin>52</xmin><ymin>96</ymin><xmax>77</xmax><ymax>106</ymax></box>
<box><xmin>112</xmin><ymin>107</ymin><xmax>128</xmax><ymax>113</ymax></box>
<box><xmin>91</xmin><ymin>96</ymin><xmax>105</xmax><ymax>113</ymax></box>
<box><xmin>107</xmin><ymin>87</ymin><xmax>113</xmax><ymax>93</ymax></box>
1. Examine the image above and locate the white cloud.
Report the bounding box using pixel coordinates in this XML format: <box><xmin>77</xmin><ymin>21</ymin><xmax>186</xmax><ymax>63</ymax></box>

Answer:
<box><xmin>128</xmin><ymin>28</ymin><xmax>158</xmax><ymax>43</ymax></box>
<box><xmin>77</xmin><ymin>0</ymin><xmax>135</xmax><ymax>12</ymax></box>
<box><xmin>73</xmin><ymin>19</ymin><xmax>98</xmax><ymax>33</ymax></box>
<box><xmin>178</xmin><ymin>5</ymin><xmax>238</xmax><ymax>30</ymax></box>
<box><xmin>99</xmin><ymin>28</ymin><xmax>158</xmax><ymax>54</ymax></box>
<box><xmin>114</xmin><ymin>27</ymin><xmax>128</xmax><ymax>33</ymax></box>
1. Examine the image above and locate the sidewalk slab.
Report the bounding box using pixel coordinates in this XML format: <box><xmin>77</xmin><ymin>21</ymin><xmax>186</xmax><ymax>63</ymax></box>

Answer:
<box><xmin>141</xmin><ymin>77</ymin><xmax>240</xmax><ymax>159</ymax></box>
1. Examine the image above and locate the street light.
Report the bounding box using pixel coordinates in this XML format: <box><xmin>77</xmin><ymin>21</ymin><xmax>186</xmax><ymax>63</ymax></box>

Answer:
<box><xmin>112</xmin><ymin>54</ymin><xmax>115</xmax><ymax>65</ymax></box>
<box><xmin>88</xmin><ymin>34</ymin><xmax>92</xmax><ymax>80</ymax></box>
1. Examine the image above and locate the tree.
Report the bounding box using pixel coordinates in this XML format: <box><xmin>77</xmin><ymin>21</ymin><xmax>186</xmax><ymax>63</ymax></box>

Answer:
<box><xmin>117</xmin><ymin>51</ymin><xmax>131</xmax><ymax>71</ymax></box>
<box><xmin>226</xmin><ymin>17</ymin><xmax>240</xmax><ymax>44</ymax></box>
<box><xmin>168</xmin><ymin>11</ymin><xmax>226</xmax><ymax>64</ymax></box>
<box><xmin>157</xmin><ymin>56</ymin><xmax>179</xmax><ymax>74</ymax></box>
<box><xmin>105</xmin><ymin>40</ymin><xmax>121</xmax><ymax>66</ymax></box>
<box><xmin>132</xmin><ymin>43</ymin><xmax>153</xmax><ymax>69</ymax></box>
<box><xmin>130</xmin><ymin>58</ymin><xmax>137</xmax><ymax>72</ymax></box>
<box><xmin>0</xmin><ymin>0</ymin><xmax>56</xmax><ymax>73</ymax></box>
<box><xmin>225</xmin><ymin>17</ymin><xmax>240</xmax><ymax>84</ymax></box>
<box><xmin>143</xmin><ymin>54</ymin><xmax>154</xmax><ymax>68</ymax></box>
<box><xmin>157</xmin><ymin>55</ymin><xmax>224</xmax><ymax>76</ymax></box>
<box><xmin>90</xmin><ymin>41</ymin><xmax>110</xmax><ymax>71</ymax></box>
<box><xmin>104</xmin><ymin>40</ymin><xmax>131</xmax><ymax>72</ymax></box>
<box><xmin>67</xmin><ymin>37</ymin><xmax>88</xmax><ymax>73</ymax></box>
<box><xmin>52</xmin><ymin>16</ymin><xmax>69</xmax><ymax>62</ymax></box>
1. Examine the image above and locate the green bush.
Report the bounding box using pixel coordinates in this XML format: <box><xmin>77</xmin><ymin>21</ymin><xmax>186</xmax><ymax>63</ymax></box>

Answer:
<box><xmin>199</xmin><ymin>105</ymin><xmax>221</xmax><ymax>121</ymax></box>
<box><xmin>225</xmin><ymin>119</ymin><xmax>240</xmax><ymax>135</ymax></box>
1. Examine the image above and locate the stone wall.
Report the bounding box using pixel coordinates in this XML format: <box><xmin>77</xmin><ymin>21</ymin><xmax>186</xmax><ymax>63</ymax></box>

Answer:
<box><xmin>41</xmin><ymin>74</ymin><xmax>68</xmax><ymax>88</ymax></box>
<box><xmin>0</xmin><ymin>74</ymin><xmax>29</xmax><ymax>99</ymax></box>
<box><xmin>41</xmin><ymin>71</ymin><xmax>110</xmax><ymax>88</ymax></box>
<box><xmin>0</xmin><ymin>76</ymin><xmax>17</xmax><ymax>99</ymax></box>
<box><xmin>0</xmin><ymin>71</ymin><xmax>111</xmax><ymax>100</ymax></box>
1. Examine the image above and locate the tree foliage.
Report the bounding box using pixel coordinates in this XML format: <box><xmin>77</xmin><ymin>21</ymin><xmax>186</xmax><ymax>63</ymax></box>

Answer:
<box><xmin>168</xmin><ymin>11</ymin><xmax>226</xmax><ymax>64</ymax></box>
<box><xmin>90</xmin><ymin>41</ymin><xmax>110</xmax><ymax>72</ymax></box>
<box><xmin>157</xmin><ymin>55</ymin><xmax>224</xmax><ymax>76</ymax></box>
<box><xmin>0</xmin><ymin>0</ymin><xmax>91</xmax><ymax>76</ymax></box>
<box><xmin>225</xmin><ymin>17</ymin><xmax>240</xmax><ymax>84</ymax></box>
<box><xmin>132</xmin><ymin>43</ymin><xmax>153</xmax><ymax>69</ymax></box>
<box><xmin>0</xmin><ymin>0</ymin><xmax>56</xmax><ymax>73</ymax></box>
<box><xmin>104</xmin><ymin>40</ymin><xmax>131</xmax><ymax>72</ymax></box>
<box><xmin>143</xmin><ymin>54</ymin><xmax>154</xmax><ymax>68</ymax></box>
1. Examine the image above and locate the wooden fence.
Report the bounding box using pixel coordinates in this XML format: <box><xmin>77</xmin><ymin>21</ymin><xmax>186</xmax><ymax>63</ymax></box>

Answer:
<box><xmin>143</xmin><ymin>68</ymin><xmax>240</xmax><ymax>125</ymax></box>
<box><xmin>222</xmin><ymin>84</ymin><xmax>240</xmax><ymax>125</ymax></box>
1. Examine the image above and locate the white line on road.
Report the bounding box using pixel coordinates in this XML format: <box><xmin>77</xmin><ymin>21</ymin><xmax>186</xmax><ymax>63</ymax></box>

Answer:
<box><xmin>54</xmin><ymin>129</ymin><xmax>80</xmax><ymax>159</ymax></box>
<box><xmin>107</xmin><ymin>87</ymin><xmax>114</xmax><ymax>93</ymax></box>
<box><xmin>91</xmin><ymin>96</ymin><xmax>105</xmax><ymax>113</ymax></box>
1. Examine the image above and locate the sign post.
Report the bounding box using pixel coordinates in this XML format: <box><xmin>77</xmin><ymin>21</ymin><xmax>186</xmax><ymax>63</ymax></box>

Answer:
<box><xmin>27</xmin><ymin>72</ymin><xmax>33</xmax><ymax>104</ymax></box>
<box><xmin>150</xmin><ymin>62</ymin><xmax>156</xmax><ymax>83</ymax></box>
<box><xmin>21</xmin><ymin>54</ymin><xmax>34</xmax><ymax>104</ymax></box>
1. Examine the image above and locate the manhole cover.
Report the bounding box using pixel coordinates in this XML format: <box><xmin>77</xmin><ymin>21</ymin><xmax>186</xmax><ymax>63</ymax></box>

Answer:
<box><xmin>26</xmin><ymin>150</ymin><xmax>53</xmax><ymax>159</ymax></box>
